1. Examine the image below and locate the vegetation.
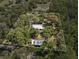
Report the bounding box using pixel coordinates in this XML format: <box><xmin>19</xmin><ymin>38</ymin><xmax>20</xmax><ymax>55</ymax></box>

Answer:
<box><xmin>0</xmin><ymin>0</ymin><xmax>77</xmax><ymax>59</ymax></box>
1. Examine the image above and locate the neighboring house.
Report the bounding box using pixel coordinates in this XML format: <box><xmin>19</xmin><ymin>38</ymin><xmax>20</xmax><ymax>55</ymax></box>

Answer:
<box><xmin>32</xmin><ymin>39</ymin><xmax>44</xmax><ymax>46</ymax></box>
<box><xmin>32</xmin><ymin>24</ymin><xmax>44</xmax><ymax>30</ymax></box>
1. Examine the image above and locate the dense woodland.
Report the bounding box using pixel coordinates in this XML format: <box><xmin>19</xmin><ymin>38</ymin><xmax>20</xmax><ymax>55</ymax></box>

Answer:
<box><xmin>0</xmin><ymin>0</ymin><xmax>78</xmax><ymax>59</ymax></box>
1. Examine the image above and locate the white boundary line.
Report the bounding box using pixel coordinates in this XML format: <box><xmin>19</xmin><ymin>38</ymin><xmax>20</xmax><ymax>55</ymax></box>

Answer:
<box><xmin>78</xmin><ymin>0</ymin><xmax>79</xmax><ymax>59</ymax></box>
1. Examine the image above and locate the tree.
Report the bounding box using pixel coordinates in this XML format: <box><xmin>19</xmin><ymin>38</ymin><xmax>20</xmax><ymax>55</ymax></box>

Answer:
<box><xmin>43</xmin><ymin>26</ymin><xmax>54</xmax><ymax>38</ymax></box>
<box><xmin>7</xmin><ymin>27</ymin><xmax>29</xmax><ymax>46</ymax></box>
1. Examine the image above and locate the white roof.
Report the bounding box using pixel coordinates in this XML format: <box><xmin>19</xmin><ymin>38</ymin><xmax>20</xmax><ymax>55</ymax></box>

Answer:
<box><xmin>32</xmin><ymin>24</ymin><xmax>44</xmax><ymax>29</ymax></box>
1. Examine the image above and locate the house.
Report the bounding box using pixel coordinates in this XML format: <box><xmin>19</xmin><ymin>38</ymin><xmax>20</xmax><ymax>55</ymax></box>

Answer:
<box><xmin>32</xmin><ymin>39</ymin><xmax>44</xmax><ymax>46</ymax></box>
<box><xmin>32</xmin><ymin>24</ymin><xmax>44</xmax><ymax>30</ymax></box>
